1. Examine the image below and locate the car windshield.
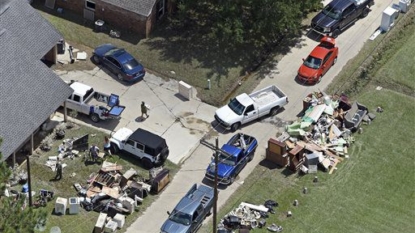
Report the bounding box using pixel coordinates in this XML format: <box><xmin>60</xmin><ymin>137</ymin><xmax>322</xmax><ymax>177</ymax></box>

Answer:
<box><xmin>219</xmin><ymin>153</ymin><xmax>236</xmax><ymax>166</ymax></box>
<box><xmin>303</xmin><ymin>56</ymin><xmax>322</xmax><ymax>69</ymax></box>
<box><xmin>228</xmin><ymin>98</ymin><xmax>245</xmax><ymax>116</ymax></box>
<box><xmin>123</xmin><ymin>58</ymin><xmax>140</xmax><ymax>71</ymax></box>
<box><xmin>169</xmin><ymin>210</ymin><xmax>191</xmax><ymax>226</ymax></box>
<box><xmin>322</xmin><ymin>6</ymin><xmax>342</xmax><ymax>20</ymax></box>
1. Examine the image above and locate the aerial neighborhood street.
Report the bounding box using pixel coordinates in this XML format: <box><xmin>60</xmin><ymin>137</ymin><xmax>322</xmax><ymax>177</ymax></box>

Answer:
<box><xmin>52</xmin><ymin>0</ymin><xmax>396</xmax><ymax>232</ymax></box>
<box><xmin>1</xmin><ymin>0</ymin><xmax>413</xmax><ymax>232</ymax></box>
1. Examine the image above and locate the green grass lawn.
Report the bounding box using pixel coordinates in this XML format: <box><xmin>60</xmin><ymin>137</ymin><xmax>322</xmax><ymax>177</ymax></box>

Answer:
<box><xmin>26</xmin><ymin>123</ymin><xmax>179</xmax><ymax>233</ymax></box>
<box><xmin>200</xmin><ymin>7</ymin><xmax>415</xmax><ymax>233</ymax></box>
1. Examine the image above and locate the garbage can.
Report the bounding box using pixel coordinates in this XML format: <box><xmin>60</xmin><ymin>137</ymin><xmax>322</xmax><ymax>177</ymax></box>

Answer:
<box><xmin>95</xmin><ymin>20</ymin><xmax>105</xmax><ymax>32</ymax></box>
<box><xmin>57</xmin><ymin>39</ymin><xmax>65</xmax><ymax>54</ymax></box>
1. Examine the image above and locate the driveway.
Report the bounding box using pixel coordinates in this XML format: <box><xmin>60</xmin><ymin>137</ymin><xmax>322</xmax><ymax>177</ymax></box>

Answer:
<box><xmin>55</xmin><ymin>0</ymin><xmax>396</xmax><ymax>232</ymax></box>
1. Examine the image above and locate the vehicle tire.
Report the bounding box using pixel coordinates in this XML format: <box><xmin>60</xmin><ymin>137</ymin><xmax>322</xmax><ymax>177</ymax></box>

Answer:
<box><xmin>207</xmin><ymin>207</ymin><xmax>213</xmax><ymax>217</ymax></box>
<box><xmin>361</xmin><ymin>8</ymin><xmax>369</xmax><ymax>18</ymax></box>
<box><xmin>230</xmin><ymin>123</ymin><xmax>241</xmax><ymax>132</ymax></box>
<box><xmin>333</xmin><ymin>57</ymin><xmax>337</xmax><ymax>66</ymax></box>
<box><xmin>92</xmin><ymin>55</ymin><xmax>100</xmax><ymax>64</ymax></box>
<box><xmin>270</xmin><ymin>106</ymin><xmax>280</xmax><ymax>116</ymax></box>
<box><xmin>90</xmin><ymin>113</ymin><xmax>100</xmax><ymax>123</ymax></box>
<box><xmin>142</xmin><ymin>158</ymin><xmax>154</xmax><ymax>169</ymax></box>
<box><xmin>332</xmin><ymin>29</ymin><xmax>340</xmax><ymax>38</ymax></box>
<box><xmin>117</xmin><ymin>74</ymin><xmax>124</xmax><ymax>81</ymax></box>
<box><xmin>248</xmin><ymin>150</ymin><xmax>256</xmax><ymax>162</ymax></box>
<box><xmin>110</xmin><ymin>143</ymin><xmax>119</xmax><ymax>154</ymax></box>
<box><xmin>316</xmin><ymin>75</ymin><xmax>323</xmax><ymax>84</ymax></box>
<box><xmin>229</xmin><ymin>175</ymin><xmax>236</xmax><ymax>185</ymax></box>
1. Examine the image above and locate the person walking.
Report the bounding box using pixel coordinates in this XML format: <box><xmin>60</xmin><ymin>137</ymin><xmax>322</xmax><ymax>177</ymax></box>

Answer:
<box><xmin>141</xmin><ymin>101</ymin><xmax>149</xmax><ymax>118</ymax></box>
<box><xmin>103</xmin><ymin>136</ymin><xmax>112</xmax><ymax>156</ymax></box>
<box><xmin>55</xmin><ymin>158</ymin><xmax>63</xmax><ymax>180</ymax></box>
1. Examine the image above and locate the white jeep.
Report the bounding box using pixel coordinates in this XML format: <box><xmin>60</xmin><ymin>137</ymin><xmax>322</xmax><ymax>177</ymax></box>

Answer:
<box><xmin>110</xmin><ymin>128</ymin><xmax>169</xmax><ymax>169</ymax></box>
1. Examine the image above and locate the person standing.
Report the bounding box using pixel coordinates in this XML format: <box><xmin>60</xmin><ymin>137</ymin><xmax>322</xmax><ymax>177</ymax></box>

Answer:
<box><xmin>55</xmin><ymin>158</ymin><xmax>63</xmax><ymax>180</ymax></box>
<box><xmin>141</xmin><ymin>101</ymin><xmax>149</xmax><ymax>118</ymax></box>
<box><xmin>89</xmin><ymin>144</ymin><xmax>100</xmax><ymax>162</ymax></box>
<box><xmin>103</xmin><ymin>136</ymin><xmax>112</xmax><ymax>156</ymax></box>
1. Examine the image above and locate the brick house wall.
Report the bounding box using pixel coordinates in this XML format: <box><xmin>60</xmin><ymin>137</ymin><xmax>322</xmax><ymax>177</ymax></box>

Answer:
<box><xmin>53</xmin><ymin>0</ymin><xmax>163</xmax><ymax>37</ymax></box>
<box><xmin>95</xmin><ymin>1</ymin><xmax>149</xmax><ymax>37</ymax></box>
<box><xmin>54</xmin><ymin>0</ymin><xmax>85</xmax><ymax>15</ymax></box>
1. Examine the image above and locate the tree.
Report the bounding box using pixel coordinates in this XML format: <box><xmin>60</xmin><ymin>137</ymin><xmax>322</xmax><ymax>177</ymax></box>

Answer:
<box><xmin>0</xmin><ymin>138</ymin><xmax>47</xmax><ymax>233</ymax></box>
<box><xmin>174</xmin><ymin>0</ymin><xmax>322</xmax><ymax>46</ymax></box>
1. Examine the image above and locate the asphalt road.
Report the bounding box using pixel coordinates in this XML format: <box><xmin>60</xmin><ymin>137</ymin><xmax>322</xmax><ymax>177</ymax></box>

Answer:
<box><xmin>55</xmin><ymin>0</ymin><xmax>398</xmax><ymax>232</ymax></box>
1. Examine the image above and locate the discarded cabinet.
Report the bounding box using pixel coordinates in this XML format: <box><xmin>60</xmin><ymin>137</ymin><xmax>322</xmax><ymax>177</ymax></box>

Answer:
<box><xmin>288</xmin><ymin>145</ymin><xmax>305</xmax><ymax>172</ymax></box>
<box><xmin>150</xmin><ymin>168</ymin><xmax>170</xmax><ymax>194</ymax></box>
<box><xmin>266</xmin><ymin>138</ymin><xmax>289</xmax><ymax>167</ymax></box>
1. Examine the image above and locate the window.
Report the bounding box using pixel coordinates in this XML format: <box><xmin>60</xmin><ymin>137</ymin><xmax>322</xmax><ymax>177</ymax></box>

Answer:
<box><xmin>323</xmin><ymin>52</ymin><xmax>333</xmax><ymax>64</ymax></box>
<box><xmin>85</xmin><ymin>0</ymin><xmax>96</xmax><ymax>11</ymax></box>
<box><xmin>245</xmin><ymin>105</ymin><xmax>255</xmax><ymax>114</ymax></box>
<box><xmin>107</xmin><ymin>57</ymin><xmax>121</xmax><ymax>69</ymax></box>
<box><xmin>136</xmin><ymin>143</ymin><xmax>144</xmax><ymax>150</ymax></box>
<box><xmin>157</xmin><ymin>0</ymin><xmax>165</xmax><ymax>19</ymax></box>
<box><xmin>73</xmin><ymin>95</ymin><xmax>81</xmax><ymax>102</ymax></box>
<box><xmin>126</xmin><ymin>140</ymin><xmax>135</xmax><ymax>146</ymax></box>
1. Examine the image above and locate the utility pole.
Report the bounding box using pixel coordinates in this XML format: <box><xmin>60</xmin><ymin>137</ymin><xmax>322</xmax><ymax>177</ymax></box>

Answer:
<box><xmin>26</xmin><ymin>155</ymin><xmax>32</xmax><ymax>207</ymax></box>
<box><xmin>199</xmin><ymin>137</ymin><xmax>232</xmax><ymax>233</ymax></box>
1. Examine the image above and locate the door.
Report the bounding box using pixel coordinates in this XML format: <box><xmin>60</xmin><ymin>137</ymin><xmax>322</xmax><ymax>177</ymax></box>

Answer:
<box><xmin>190</xmin><ymin>205</ymin><xmax>204</xmax><ymax>232</ymax></box>
<box><xmin>340</xmin><ymin>5</ymin><xmax>357</xmax><ymax>28</ymax></box>
<box><xmin>241</xmin><ymin>105</ymin><xmax>257</xmax><ymax>124</ymax></box>
<box><xmin>104</xmin><ymin>57</ymin><xmax>122</xmax><ymax>75</ymax></box>
<box><xmin>322</xmin><ymin>51</ymin><xmax>334</xmax><ymax>74</ymax></box>
<box><xmin>123</xmin><ymin>139</ymin><xmax>137</xmax><ymax>155</ymax></box>
<box><xmin>234</xmin><ymin>152</ymin><xmax>246</xmax><ymax>176</ymax></box>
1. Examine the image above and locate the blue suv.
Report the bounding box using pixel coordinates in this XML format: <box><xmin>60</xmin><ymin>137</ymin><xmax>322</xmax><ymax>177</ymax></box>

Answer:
<box><xmin>92</xmin><ymin>44</ymin><xmax>146</xmax><ymax>83</ymax></box>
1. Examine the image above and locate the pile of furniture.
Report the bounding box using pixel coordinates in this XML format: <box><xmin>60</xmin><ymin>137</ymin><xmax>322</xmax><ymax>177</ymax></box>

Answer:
<box><xmin>266</xmin><ymin>91</ymin><xmax>376</xmax><ymax>174</ymax></box>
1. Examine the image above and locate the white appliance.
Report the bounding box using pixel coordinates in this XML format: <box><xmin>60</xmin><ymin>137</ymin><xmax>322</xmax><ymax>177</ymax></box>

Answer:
<box><xmin>113</xmin><ymin>214</ymin><xmax>125</xmax><ymax>229</ymax></box>
<box><xmin>68</xmin><ymin>197</ymin><xmax>80</xmax><ymax>214</ymax></box>
<box><xmin>399</xmin><ymin>0</ymin><xmax>411</xmax><ymax>13</ymax></box>
<box><xmin>380</xmin><ymin>7</ymin><xmax>399</xmax><ymax>32</ymax></box>
<box><xmin>54</xmin><ymin>197</ymin><xmax>67</xmax><ymax>215</ymax></box>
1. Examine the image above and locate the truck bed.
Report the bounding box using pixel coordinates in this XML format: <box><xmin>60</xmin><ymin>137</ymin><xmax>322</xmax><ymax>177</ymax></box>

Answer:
<box><xmin>250</xmin><ymin>86</ymin><xmax>286</xmax><ymax>108</ymax></box>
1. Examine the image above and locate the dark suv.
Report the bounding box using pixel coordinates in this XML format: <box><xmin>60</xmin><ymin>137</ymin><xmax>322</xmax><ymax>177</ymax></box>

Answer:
<box><xmin>311</xmin><ymin>0</ymin><xmax>374</xmax><ymax>38</ymax></box>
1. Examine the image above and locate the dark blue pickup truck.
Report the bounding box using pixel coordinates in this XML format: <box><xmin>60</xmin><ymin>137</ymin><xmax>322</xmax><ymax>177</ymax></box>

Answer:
<box><xmin>205</xmin><ymin>133</ymin><xmax>258</xmax><ymax>185</ymax></box>
<box><xmin>311</xmin><ymin>0</ymin><xmax>375</xmax><ymax>38</ymax></box>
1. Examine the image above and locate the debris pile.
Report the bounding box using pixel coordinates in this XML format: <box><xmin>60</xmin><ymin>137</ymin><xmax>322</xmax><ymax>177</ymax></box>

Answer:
<box><xmin>266</xmin><ymin>91</ymin><xmax>376</xmax><ymax>174</ymax></box>
<box><xmin>217</xmin><ymin>201</ymin><xmax>281</xmax><ymax>232</ymax></box>
<box><xmin>68</xmin><ymin>162</ymin><xmax>170</xmax><ymax>232</ymax></box>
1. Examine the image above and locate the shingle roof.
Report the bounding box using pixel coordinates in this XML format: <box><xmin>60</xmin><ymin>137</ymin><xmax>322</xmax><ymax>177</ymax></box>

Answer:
<box><xmin>101</xmin><ymin>0</ymin><xmax>156</xmax><ymax>17</ymax></box>
<box><xmin>0</xmin><ymin>0</ymin><xmax>73</xmax><ymax>160</ymax></box>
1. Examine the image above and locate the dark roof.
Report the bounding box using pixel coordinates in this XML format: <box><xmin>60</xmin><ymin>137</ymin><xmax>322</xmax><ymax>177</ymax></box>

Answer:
<box><xmin>130</xmin><ymin>128</ymin><xmax>166</xmax><ymax>151</ymax></box>
<box><xmin>0</xmin><ymin>0</ymin><xmax>73</xmax><ymax>160</ymax></box>
<box><xmin>101</xmin><ymin>0</ymin><xmax>156</xmax><ymax>17</ymax></box>
<box><xmin>329</xmin><ymin>0</ymin><xmax>354</xmax><ymax>10</ymax></box>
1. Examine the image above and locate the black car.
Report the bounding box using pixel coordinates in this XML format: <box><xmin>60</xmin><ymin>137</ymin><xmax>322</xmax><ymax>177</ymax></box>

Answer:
<box><xmin>311</xmin><ymin>0</ymin><xmax>374</xmax><ymax>38</ymax></box>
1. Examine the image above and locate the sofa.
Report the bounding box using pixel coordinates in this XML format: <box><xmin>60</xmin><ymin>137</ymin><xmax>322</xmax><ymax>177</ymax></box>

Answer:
<box><xmin>344</xmin><ymin>101</ymin><xmax>368</xmax><ymax>131</ymax></box>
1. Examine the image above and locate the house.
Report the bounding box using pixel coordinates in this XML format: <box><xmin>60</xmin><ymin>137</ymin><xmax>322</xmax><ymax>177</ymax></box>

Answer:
<box><xmin>52</xmin><ymin>0</ymin><xmax>172</xmax><ymax>37</ymax></box>
<box><xmin>0</xmin><ymin>0</ymin><xmax>73</xmax><ymax>162</ymax></box>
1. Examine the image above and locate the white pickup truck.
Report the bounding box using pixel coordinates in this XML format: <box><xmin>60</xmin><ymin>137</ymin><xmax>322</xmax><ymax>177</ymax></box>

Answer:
<box><xmin>65</xmin><ymin>81</ymin><xmax>125</xmax><ymax>122</ymax></box>
<box><xmin>214</xmin><ymin>85</ymin><xmax>288</xmax><ymax>131</ymax></box>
